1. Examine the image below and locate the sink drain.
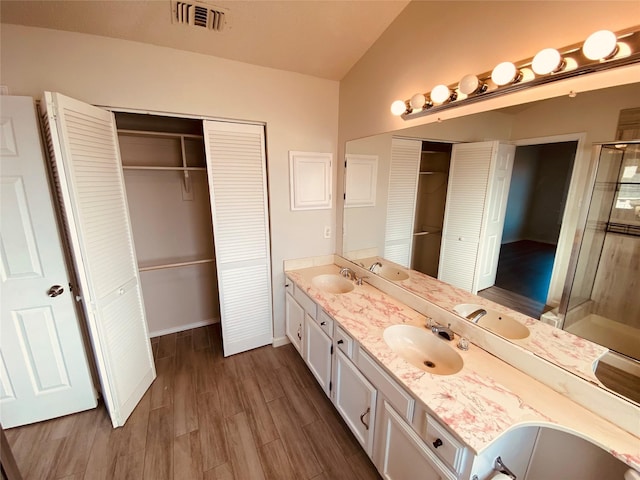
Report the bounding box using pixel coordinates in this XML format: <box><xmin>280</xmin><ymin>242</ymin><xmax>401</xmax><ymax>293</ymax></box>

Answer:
<box><xmin>423</xmin><ymin>360</ymin><xmax>436</xmax><ymax>368</ymax></box>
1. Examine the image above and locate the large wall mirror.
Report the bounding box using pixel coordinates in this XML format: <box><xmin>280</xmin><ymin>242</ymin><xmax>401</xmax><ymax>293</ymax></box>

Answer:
<box><xmin>342</xmin><ymin>81</ymin><xmax>640</xmax><ymax>405</ymax></box>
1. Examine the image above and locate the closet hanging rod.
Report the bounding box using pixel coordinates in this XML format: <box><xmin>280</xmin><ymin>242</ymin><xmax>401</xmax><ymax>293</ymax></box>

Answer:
<box><xmin>118</xmin><ymin>129</ymin><xmax>204</xmax><ymax>140</ymax></box>
<box><xmin>139</xmin><ymin>258</ymin><xmax>215</xmax><ymax>272</ymax></box>
<box><xmin>122</xmin><ymin>166</ymin><xmax>206</xmax><ymax>171</ymax></box>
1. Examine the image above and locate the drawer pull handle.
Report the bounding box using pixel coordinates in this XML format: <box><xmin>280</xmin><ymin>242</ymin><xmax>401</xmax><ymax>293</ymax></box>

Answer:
<box><xmin>433</xmin><ymin>438</ymin><xmax>443</xmax><ymax>448</ymax></box>
<box><xmin>359</xmin><ymin>407</ymin><xmax>371</xmax><ymax>430</ymax></box>
<box><xmin>337</xmin><ymin>339</ymin><xmax>344</xmax><ymax>345</ymax></box>
<box><xmin>320</xmin><ymin>321</ymin><xmax>326</xmax><ymax>326</ymax></box>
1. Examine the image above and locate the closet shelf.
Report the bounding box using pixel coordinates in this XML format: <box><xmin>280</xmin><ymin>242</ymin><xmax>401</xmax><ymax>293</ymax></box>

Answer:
<box><xmin>122</xmin><ymin>166</ymin><xmax>206</xmax><ymax>171</ymax></box>
<box><xmin>139</xmin><ymin>257</ymin><xmax>215</xmax><ymax>272</ymax></box>
<box><xmin>118</xmin><ymin>129</ymin><xmax>203</xmax><ymax>140</ymax></box>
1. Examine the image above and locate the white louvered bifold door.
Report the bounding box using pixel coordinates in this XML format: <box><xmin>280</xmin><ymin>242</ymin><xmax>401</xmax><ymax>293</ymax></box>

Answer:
<box><xmin>383</xmin><ymin>138</ymin><xmax>421</xmax><ymax>267</ymax></box>
<box><xmin>439</xmin><ymin>141</ymin><xmax>496</xmax><ymax>293</ymax></box>
<box><xmin>203</xmin><ymin>120</ymin><xmax>272</xmax><ymax>357</ymax></box>
<box><xmin>41</xmin><ymin>92</ymin><xmax>155</xmax><ymax>427</ymax></box>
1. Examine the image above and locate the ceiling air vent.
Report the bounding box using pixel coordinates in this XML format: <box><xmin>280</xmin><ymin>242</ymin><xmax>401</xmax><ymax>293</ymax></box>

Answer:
<box><xmin>172</xmin><ymin>1</ymin><xmax>230</xmax><ymax>32</ymax></box>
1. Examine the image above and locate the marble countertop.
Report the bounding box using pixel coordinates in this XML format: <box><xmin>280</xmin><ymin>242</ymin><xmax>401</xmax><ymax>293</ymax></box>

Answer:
<box><xmin>356</xmin><ymin>256</ymin><xmax>608</xmax><ymax>384</ymax></box>
<box><xmin>285</xmin><ymin>263</ymin><xmax>640</xmax><ymax>471</ymax></box>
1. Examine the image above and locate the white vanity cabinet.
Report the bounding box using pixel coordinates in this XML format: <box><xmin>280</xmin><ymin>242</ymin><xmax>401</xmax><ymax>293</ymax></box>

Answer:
<box><xmin>284</xmin><ymin>275</ymin><xmax>475</xmax><ymax>480</ymax></box>
<box><xmin>333</xmin><ymin>349</ymin><xmax>377</xmax><ymax>456</ymax></box>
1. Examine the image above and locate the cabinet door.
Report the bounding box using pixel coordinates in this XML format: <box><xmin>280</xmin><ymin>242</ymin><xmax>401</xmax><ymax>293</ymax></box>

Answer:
<box><xmin>41</xmin><ymin>92</ymin><xmax>156</xmax><ymax>427</ymax></box>
<box><xmin>377</xmin><ymin>402</ymin><xmax>455</xmax><ymax>480</ymax></box>
<box><xmin>304</xmin><ymin>316</ymin><xmax>332</xmax><ymax>396</ymax></box>
<box><xmin>333</xmin><ymin>350</ymin><xmax>377</xmax><ymax>456</ymax></box>
<box><xmin>203</xmin><ymin>121</ymin><xmax>273</xmax><ymax>356</ymax></box>
<box><xmin>384</xmin><ymin>138</ymin><xmax>421</xmax><ymax>267</ymax></box>
<box><xmin>285</xmin><ymin>292</ymin><xmax>304</xmax><ymax>354</ymax></box>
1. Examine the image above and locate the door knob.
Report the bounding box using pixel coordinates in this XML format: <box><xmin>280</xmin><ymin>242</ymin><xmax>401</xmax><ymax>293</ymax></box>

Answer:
<box><xmin>47</xmin><ymin>285</ymin><xmax>64</xmax><ymax>297</ymax></box>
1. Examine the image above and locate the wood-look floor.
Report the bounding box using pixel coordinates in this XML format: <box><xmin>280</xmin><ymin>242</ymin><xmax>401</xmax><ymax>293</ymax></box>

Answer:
<box><xmin>477</xmin><ymin>285</ymin><xmax>550</xmax><ymax>320</ymax></box>
<box><xmin>6</xmin><ymin>325</ymin><xmax>381</xmax><ymax>480</ymax></box>
<box><xmin>477</xmin><ymin>240</ymin><xmax>556</xmax><ymax>319</ymax></box>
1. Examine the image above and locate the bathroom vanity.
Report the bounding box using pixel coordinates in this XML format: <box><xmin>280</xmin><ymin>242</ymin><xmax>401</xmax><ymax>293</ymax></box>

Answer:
<box><xmin>284</xmin><ymin>256</ymin><xmax>639</xmax><ymax>480</ymax></box>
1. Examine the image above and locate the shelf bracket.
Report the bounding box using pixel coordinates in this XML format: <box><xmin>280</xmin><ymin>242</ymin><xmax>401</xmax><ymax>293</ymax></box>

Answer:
<box><xmin>182</xmin><ymin>170</ymin><xmax>194</xmax><ymax>201</ymax></box>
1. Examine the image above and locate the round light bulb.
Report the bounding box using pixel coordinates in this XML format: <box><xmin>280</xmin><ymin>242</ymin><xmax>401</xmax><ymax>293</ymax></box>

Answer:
<box><xmin>409</xmin><ymin>93</ymin><xmax>426</xmax><ymax>110</ymax></box>
<box><xmin>430</xmin><ymin>84</ymin><xmax>451</xmax><ymax>104</ymax></box>
<box><xmin>390</xmin><ymin>100</ymin><xmax>407</xmax><ymax>116</ymax></box>
<box><xmin>491</xmin><ymin>62</ymin><xmax>519</xmax><ymax>86</ymax></box>
<box><xmin>532</xmin><ymin>48</ymin><xmax>564</xmax><ymax>75</ymax></box>
<box><xmin>458</xmin><ymin>74</ymin><xmax>482</xmax><ymax>95</ymax></box>
<box><xmin>583</xmin><ymin>30</ymin><xmax>618</xmax><ymax>60</ymax></box>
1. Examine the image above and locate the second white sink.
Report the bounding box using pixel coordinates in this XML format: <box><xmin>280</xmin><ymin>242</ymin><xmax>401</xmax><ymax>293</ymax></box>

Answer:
<box><xmin>454</xmin><ymin>304</ymin><xmax>530</xmax><ymax>340</ymax></box>
<box><xmin>383</xmin><ymin>324</ymin><xmax>463</xmax><ymax>375</ymax></box>
<box><xmin>377</xmin><ymin>265</ymin><xmax>409</xmax><ymax>281</ymax></box>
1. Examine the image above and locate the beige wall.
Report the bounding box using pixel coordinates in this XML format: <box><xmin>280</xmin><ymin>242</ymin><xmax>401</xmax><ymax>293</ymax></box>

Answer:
<box><xmin>0</xmin><ymin>24</ymin><xmax>340</xmax><ymax>341</ymax></box>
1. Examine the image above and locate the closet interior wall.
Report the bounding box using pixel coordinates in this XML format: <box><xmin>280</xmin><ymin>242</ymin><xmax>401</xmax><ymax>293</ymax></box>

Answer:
<box><xmin>115</xmin><ymin>113</ymin><xmax>219</xmax><ymax>337</ymax></box>
<box><xmin>411</xmin><ymin>142</ymin><xmax>452</xmax><ymax>277</ymax></box>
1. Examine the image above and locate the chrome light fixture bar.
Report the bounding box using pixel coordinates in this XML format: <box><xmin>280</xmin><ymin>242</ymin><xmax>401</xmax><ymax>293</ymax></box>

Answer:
<box><xmin>394</xmin><ymin>26</ymin><xmax>640</xmax><ymax>120</ymax></box>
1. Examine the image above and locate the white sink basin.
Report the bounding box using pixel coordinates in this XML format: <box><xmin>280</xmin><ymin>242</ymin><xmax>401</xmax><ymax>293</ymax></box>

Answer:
<box><xmin>311</xmin><ymin>274</ymin><xmax>354</xmax><ymax>294</ymax></box>
<box><xmin>454</xmin><ymin>304</ymin><xmax>530</xmax><ymax>340</ymax></box>
<box><xmin>377</xmin><ymin>265</ymin><xmax>409</xmax><ymax>281</ymax></box>
<box><xmin>383</xmin><ymin>324</ymin><xmax>463</xmax><ymax>375</ymax></box>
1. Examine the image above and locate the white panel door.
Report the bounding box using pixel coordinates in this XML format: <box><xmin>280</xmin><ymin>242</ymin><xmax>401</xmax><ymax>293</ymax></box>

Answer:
<box><xmin>0</xmin><ymin>96</ymin><xmax>96</xmax><ymax>428</ymax></box>
<box><xmin>203</xmin><ymin>120</ymin><xmax>272</xmax><ymax>356</ymax></box>
<box><xmin>384</xmin><ymin>138</ymin><xmax>421</xmax><ymax>267</ymax></box>
<box><xmin>41</xmin><ymin>92</ymin><xmax>155</xmax><ymax>427</ymax></box>
<box><xmin>439</xmin><ymin>141</ymin><xmax>495</xmax><ymax>293</ymax></box>
<box><xmin>476</xmin><ymin>143</ymin><xmax>515</xmax><ymax>291</ymax></box>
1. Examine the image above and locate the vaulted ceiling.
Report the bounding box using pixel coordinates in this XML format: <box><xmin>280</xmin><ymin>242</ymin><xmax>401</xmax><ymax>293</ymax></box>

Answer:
<box><xmin>0</xmin><ymin>0</ymin><xmax>410</xmax><ymax>80</ymax></box>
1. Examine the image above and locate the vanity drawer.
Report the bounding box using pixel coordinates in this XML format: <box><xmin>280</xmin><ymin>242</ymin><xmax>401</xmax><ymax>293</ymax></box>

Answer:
<box><xmin>334</xmin><ymin>325</ymin><xmax>353</xmax><ymax>358</ymax></box>
<box><xmin>293</xmin><ymin>285</ymin><xmax>317</xmax><ymax>319</ymax></box>
<box><xmin>317</xmin><ymin>309</ymin><xmax>334</xmax><ymax>338</ymax></box>
<box><xmin>424</xmin><ymin>414</ymin><xmax>465</xmax><ymax>474</ymax></box>
<box><xmin>356</xmin><ymin>348</ymin><xmax>415</xmax><ymax>422</ymax></box>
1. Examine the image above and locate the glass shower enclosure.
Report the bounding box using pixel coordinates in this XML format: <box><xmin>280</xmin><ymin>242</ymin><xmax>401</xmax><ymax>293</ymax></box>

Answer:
<box><xmin>559</xmin><ymin>141</ymin><xmax>640</xmax><ymax>363</ymax></box>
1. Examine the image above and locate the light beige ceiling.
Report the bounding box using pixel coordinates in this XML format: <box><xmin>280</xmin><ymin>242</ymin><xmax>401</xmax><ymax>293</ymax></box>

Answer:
<box><xmin>0</xmin><ymin>0</ymin><xmax>410</xmax><ymax>81</ymax></box>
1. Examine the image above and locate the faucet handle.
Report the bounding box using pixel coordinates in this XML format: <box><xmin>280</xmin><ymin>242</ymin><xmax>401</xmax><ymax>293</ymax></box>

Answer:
<box><xmin>356</xmin><ymin>276</ymin><xmax>369</xmax><ymax>286</ymax></box>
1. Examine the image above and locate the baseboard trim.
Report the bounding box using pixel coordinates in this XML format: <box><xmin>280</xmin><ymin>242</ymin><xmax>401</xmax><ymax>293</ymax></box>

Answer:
<box><xmin>272</xmin><ymin>336</ymin><xmax>291</xmax><ymax>348</ymax></box>
<box><xmin>149</xmin><ymin>319</ymin><xmax>219</xmax><ymax>338</ymax></box>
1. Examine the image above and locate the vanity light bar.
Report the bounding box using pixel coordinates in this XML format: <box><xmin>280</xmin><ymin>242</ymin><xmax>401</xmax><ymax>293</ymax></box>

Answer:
<box><xmin>394</xmin><ymin>26</ymin><xmax>640</xmax><ymax>119</ymax></box>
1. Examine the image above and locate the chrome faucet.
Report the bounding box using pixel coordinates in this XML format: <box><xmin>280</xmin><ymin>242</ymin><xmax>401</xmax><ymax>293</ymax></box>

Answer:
<box><xmin>431</xmin><ymin>322</ymin><xmax>455</xmax><ymax>341</ymax></box>
<box><xmin>340</xmin><ymin>267</ymin><xmax>368</xmax><ymax>286</ymax></box>
<box><xmin>369</xmin><ymin>261</ymin><xmax>382</xmax><ymax>272</ymax></box>
<box><xmin>340</xmin><ymin>267</ymin><xmax>357</xmax><ymax>281</ymax></box>
<box><xmin>466</xmin><ymin>308</ymin><xmax>488</xmax><ymax>323</ymax></box>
